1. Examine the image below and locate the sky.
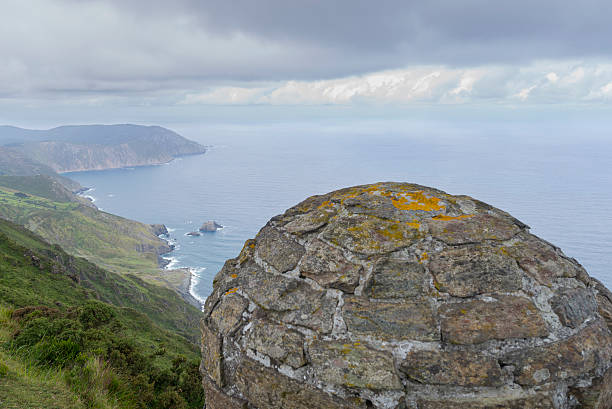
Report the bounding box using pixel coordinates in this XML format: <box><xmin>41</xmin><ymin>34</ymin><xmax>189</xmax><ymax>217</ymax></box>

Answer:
<box><xmin>2</xmin><ymin>0</ymin><xmax>612</xmax><ymax>126</ymax></box>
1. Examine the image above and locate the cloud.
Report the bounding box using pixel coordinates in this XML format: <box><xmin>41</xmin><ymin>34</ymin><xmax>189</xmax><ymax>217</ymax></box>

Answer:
<box><xmin>3</xmin><ymin>1</ymin><xmax>612</xmax><ymax>94</ymax></box>
<box><xmin>179</xmin><ymin>61</ymin><xmax>612</xmax><ymax>105</ymax></box>
<box><xmin>2</xmin><ymin>0</ymin><xmax>612</xmax><ymax>110</ymax></box>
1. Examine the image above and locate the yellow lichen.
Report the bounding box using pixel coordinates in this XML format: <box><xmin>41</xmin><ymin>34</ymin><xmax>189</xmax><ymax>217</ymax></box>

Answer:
<box><xmin>406</xmin><ymin>220</ymin><xmax>421</xmax><ymax>229</ymax></box>
<box><xmin>379</xmin><ymin>222</ymin><xmax>407</xmax><ymax>240</ymax></box>
<box><xmin>341</xmin><ymin>344</ymin><xmax>353</xmax><ymax>355</ymax></box>
<box><xmin>334</xmin><ymin>185</ymin><xmax>446</xmax><ymax>213</ymax></box>
<box><xmin>318</xmin><ymin>200</ymin><xmax>335</xmax><ymax>209</ymax></box>
<box><xmin>225</xmin><ymin>287</ymin><xmax>238</xmax><ymax>295</ymax></box>
<box><xmin>431</xmin><ymin>214</ymin><xmax>474</xmax><ymax>221</ymax></box>
<box><xmin>419</xmin><ymin>252</ymin><xmax>429</xmax><ymax>263</ymax></box>
<box><xmin>389</xmin><ymin>191</ymin><xmax>444</xmax><ymax>211</ymax></box>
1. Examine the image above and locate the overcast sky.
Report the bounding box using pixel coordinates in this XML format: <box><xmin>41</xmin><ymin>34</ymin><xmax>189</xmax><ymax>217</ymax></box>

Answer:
<box><xmin>2</xmin><ymin>0</ymin><xmax>612</xmax><ymax>117</ymax></box>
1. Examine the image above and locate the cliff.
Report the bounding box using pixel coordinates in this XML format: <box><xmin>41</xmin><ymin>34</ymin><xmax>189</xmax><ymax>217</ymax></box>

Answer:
<box><xmin>0</xmin><ymin>124</ymin><xmax>206</xmax><ymax>173</ymax></box>
<box><xmin>200</xmin><ymin>182</ymin><xmax>612</xmax><ymax>409</ymax></box>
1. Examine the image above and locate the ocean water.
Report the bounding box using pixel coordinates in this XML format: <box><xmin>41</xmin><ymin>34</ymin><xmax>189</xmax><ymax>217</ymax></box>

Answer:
<box><xmin>67</xmin><ymin>120</ymin><xmax>612</xmax><ymax>301</ymax></box>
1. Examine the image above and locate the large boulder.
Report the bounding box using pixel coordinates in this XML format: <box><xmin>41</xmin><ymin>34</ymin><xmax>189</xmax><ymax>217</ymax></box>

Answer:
<box><xmin>200</xmin><ymin>182</ymin><xmax>612</xmax><ymax>409</ymax></box>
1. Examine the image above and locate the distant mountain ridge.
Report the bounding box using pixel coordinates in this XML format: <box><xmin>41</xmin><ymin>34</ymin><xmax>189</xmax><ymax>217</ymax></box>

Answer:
<box><xmin>0</xmin><ymin>124</ymin><xmax>206</xmax><ymax>173</ymax></box>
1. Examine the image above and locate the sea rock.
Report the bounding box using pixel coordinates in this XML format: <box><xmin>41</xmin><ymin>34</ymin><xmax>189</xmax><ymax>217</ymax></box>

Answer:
<box><xmin>200</xmin><ymin>220</ymin><xmax>223</xmax><ymax>232</ymax></box>
<box><xmin>200</xmin><ymin>182</ymin><xmax>612</xmax><ymax>409</ymax></box>
<box><xmin>186</xmin><ymin>231</ymin><xmax>201</xmax><ymax>237</ymax></box>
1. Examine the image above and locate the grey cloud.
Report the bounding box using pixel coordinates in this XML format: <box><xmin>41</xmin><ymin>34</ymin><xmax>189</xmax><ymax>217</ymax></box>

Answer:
<box><xmin>2</xmin><ymin>0</ymin><xmax>612</xmax><ymax>100</ymax></box>
<box><xmin>102</xmin><ymin>0</ymin><xmax>612</xmax><ymax>66</ymax></box>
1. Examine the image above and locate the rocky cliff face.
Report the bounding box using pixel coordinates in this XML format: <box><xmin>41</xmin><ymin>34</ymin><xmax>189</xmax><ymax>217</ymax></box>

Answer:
<box><xmin>200</xmin><ymin>183</ymin><xmax>612</xmax><ymax>409</ymax></box>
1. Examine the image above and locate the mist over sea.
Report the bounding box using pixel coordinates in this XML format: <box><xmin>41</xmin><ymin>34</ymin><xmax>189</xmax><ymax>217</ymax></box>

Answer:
<box><xmin>67</xmin><ymin>120</ymin><xmax>612</xmax><ymax>300</ymax></box>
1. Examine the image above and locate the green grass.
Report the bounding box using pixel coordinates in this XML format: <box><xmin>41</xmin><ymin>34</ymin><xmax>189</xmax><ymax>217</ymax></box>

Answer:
<box><xmin>0</xmin><ymin>359</ymin><xmax>84</xmax><ymax>409</ymax></box>
<box><xmin>0</xmin><ymin>186</ymin><xmax>168</xmax><ymax>276</ymax></box>
<box><xmin>0</xmin><ymin>219</ymin><xmax>204</xmax><ymax>408</ymax></box>
<box><xmin>0</xmin><ymin>306</ymin><xmax>84</xmax><ymax>409</ymax></box>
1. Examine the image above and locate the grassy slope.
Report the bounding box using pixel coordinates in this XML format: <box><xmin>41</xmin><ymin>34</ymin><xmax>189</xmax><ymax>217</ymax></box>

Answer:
<box><xmin>0</xmin><ymin>147</ymin><xmax>81</xmax><ymax>191</ymax></box>
<box><xmin>0</xmin><ymin>219</ymin><xmax>204</xmax><ymax>408</ymax></box>
<box><xmin>0</xmin><ymin>219</ymin><xmax>200</xmax><ymax>342</ymax></box>
<box><xmin>0</xmin><ymin>186</ymin><xmax>170</xmax><ymax>276</ymax></box>
<box><xmin>0</xmin><ymin>178</ymin><xmax>202</xmax><ymax>336</ymax></box>
<box><xmin>0</xmin><ymin>175</ymin><xmax>78</xmax><ymax>203</ymax></box>
<box><xmin>0</xmin><ymin>308</ymin><xmax>84</xmax><ymax>409</ymax></box>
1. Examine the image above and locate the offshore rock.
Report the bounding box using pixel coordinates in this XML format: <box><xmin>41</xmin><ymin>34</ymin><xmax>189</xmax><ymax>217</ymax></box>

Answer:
<box><xmin>200</xmin><ymin>220</ymin><xmax>223</xmax><ymax>232</ymax></box>
<box><xmin>200</xmin><ymin>182</ymin><xmax>612</xmax><ymax>409</ymax></box>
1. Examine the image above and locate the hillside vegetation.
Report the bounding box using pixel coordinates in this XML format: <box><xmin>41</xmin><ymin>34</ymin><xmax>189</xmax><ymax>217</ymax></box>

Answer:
<box><xmin>0</xmin><ymin>175</ymin><xmax>80</xmax><ymax>203</ymax></box>
<box><xmin>0</xmin><ymin>184</ymin><xmax>171</xmax><ymax>277</ymax></box>
<box><xmin>0</xmin><ymin>219</ymin><xmax>204</xmax><ymax>408</ymax></box>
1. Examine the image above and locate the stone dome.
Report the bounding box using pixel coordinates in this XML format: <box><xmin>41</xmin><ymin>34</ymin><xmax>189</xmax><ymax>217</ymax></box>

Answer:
<box><xmin>200</xmin><ymin>182</ymin><xmax>612</xmax><ymax>409</ymax></box>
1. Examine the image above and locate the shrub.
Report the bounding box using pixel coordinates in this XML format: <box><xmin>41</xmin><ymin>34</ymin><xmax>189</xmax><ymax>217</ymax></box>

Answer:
<box><xmin>79</xmin><ymin>301</ymin><xmax>115</xmax><ymax>329</ymax></box>
<box><xmin>31</xmin><ymin>339</ymin><xmax>81</xmax><ymax>367</ymax></box>
<box><xmin>4</xmin><ymin>303</ymin><xmax>205</xmax><ymax>408</ymax></box>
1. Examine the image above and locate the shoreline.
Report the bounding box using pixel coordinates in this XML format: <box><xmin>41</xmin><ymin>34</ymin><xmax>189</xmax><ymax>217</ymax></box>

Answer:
<box><xmin>159</xmin><ymin>234</ymin><xmax>206</xmax><ymax>310</ymax></box>
<box><xmin>177</xmin><ymin>267</ymin><xmax>204</xmax><ymax>310</ymax></box>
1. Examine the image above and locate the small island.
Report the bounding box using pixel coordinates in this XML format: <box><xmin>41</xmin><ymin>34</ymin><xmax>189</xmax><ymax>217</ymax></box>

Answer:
<box><xmin>199</xmin><ymin>220</ymin><xmax>222</xmax><ymax>232</ymax></box>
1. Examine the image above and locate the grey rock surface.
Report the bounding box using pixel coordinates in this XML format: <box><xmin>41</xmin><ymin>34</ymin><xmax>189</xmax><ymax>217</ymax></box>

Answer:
<box><xmin>200</xmin><ymin>182</ymin><xmax>612</xmax><ymax>409</ymax></box>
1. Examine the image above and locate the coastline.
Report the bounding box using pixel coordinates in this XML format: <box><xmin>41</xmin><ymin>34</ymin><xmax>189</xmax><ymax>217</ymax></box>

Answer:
<box><xmin>75</xmin><ymin>186</ymin><xmax>97</xmax><ymax>203</ymax></box>
<box><xmin>175</xmin><ymin>267</ymin><xmax>203</xmax><ymax>310</ymax></box>
<box><xmin>159</xmin><ymin>234</ymin><xmax>206</xmax><ymax>310</ymax></box>
<box><xmin>65</xmin><ymin>151</ymin><xmax>214</xmax><ymax>311</ymax></box>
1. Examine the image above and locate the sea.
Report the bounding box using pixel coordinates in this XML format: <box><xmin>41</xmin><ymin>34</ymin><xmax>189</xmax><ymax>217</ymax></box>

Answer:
<box><xmin>67</xmin><ymin>119</ymin><xmax>612</xmax><ymax>303</ymax></box>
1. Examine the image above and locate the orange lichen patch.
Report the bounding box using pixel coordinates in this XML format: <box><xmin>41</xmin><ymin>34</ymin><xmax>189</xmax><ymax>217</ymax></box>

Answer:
<box><xmin>334</xmin><ymin>187</ymin><xmax>366</xmax><ymax>202</ymax></box>
<box><xmin>333</xmin><ymin>185</ymin><xmax>446</xmax><ymax>214</ymax></box>
<box><xmin>406</xmin><ymin>221</ymin><xmax>421</xmax><ymax>229</ymax></box>
<box><xmin>431</xmin><ymin>214</ymin><xmax>474</xmax><ymax>221</ymax></box>
<box><xmin>362</xmin><ymin>184</ymin><xmax>384</xmax><ymax>194</ymax></box>
<box><xmin>419</xmin><ymin>252</ymin><xmax>429</xmax><ymax>263</ymax></box>
<box><xmin>239</xmin><ymin>239</ymin><xmax>256</xmax><ymax>254</ymax></box>
<box><xmin>318</xmin><ymin>200</ymin><xmax>335</xmax><ymax>209</ymax></box>
<box><xmin>230</xmin><ymin>273</ymin><xmax>238</xmax><ymax>279</ymax></box>
<box><xmin>225</xmin><ymin>287</ymin><xmax>238</xmax><ymax>295</ymax></box>
<box><xmin>386</xmin><ymin>190</ymin><xmax>444</xmax><ymax>211</ymax></box>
